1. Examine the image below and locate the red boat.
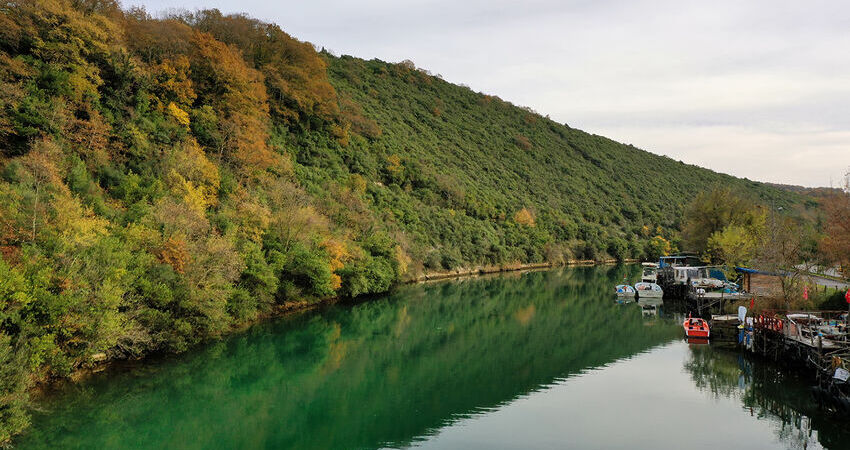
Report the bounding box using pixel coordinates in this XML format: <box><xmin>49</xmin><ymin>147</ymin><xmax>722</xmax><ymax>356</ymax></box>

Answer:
<box><xmin>683</xmin><ymin>317</ymin><xmax>710</xmax><ymax>339</ymax></box>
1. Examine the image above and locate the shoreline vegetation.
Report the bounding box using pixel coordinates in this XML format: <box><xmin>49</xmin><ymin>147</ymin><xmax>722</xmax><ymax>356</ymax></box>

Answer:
<box><xmin>0</xmin><ymin>0</ymin><xmax>839</xmax><ymax>444</ymax></box>
<box><xmin>37</xmin><ymin>259</ymin><xmax>631</xmax><ymax>387</ymax></box>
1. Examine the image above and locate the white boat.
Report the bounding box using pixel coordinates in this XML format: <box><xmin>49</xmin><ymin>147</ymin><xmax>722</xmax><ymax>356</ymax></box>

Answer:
<box><xmin>614</xmin><ymin>284</ymin><xmax>636</xmax><ymax>300</ymax></box>
<box><xmin>641</xmin><ymin>263</ymin><xmax>658</xmax><ymax>283</ymax></box>
<box><xmin>670</xmin><ymin>266</ymin><xmax>724</xmax><ymax>288</ymax></box>
<box><xmin>634</xmin><ymin>282</ymin><xmax>664</xmax><ymax>299</ymax></box>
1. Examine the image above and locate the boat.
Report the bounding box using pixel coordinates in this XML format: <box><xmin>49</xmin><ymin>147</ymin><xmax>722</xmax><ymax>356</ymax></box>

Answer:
<box><xmin>641</xmin><ymin>263</ymin><xmax>658</xmax><ymax>283</ymax></box>
<box><xmin>683</xmin><ymin>317</ymin><xmax>710</xmax><ymax>339</ymax></box>
<box><xmin>614</xmin><ymin>284</ymin><xmax>635</xmax><ymax>300</ymax></box>
<box><xmin>634</xmin><ymin>282</ymin><xmax>663</xmax><ymax>299</ymax></box>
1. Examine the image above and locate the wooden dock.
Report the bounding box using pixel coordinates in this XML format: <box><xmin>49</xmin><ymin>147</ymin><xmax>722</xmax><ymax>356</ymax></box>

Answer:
<box><xmin>733</xmin><ymin>311</ymin><xmax>850</xmax><ymax>414</ymax></box>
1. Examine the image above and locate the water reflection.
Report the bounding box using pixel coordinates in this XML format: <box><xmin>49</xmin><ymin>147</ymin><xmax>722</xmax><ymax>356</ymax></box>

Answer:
<box><xmin>19</xmin><ymin>266</ymin><xmax>680</xmax><ymax>449</ymax></box>
<box><xmin>685</xmin><ymin>345</ymin><xmax>850</xmax><ymax>449</ymax></box>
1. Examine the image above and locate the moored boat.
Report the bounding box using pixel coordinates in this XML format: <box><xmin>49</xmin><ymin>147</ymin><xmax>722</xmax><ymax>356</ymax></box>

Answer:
<box><xmin>614</xmin><ymin>284</ymin><xmax>635</xmax><ymax>300</ymax></box>
<box><xmin>641</xmin><ymin>263</ymin><xmax>658</xmax><ymax>283</ymax></box>
<box><xmin>683</xmin><ymin>317</ymin><xmax>710</xmax><ymax>339</ymax></box>
<box><xmin>634</xmin><ymin>282</ymin><xmax>663</xmax><ymax>299</ymax></box>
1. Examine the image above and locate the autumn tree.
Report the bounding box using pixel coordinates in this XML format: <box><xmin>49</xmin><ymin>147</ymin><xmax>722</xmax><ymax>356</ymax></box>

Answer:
<box><xmin>752</xmin><ymin>213</ymin><xmax>812</xmax><ymax>308</ymax></box>
<box><xmin>180</xmin><ymin>9</ymin><xmax>339</xmax><ymax>124</ymax></box>
<box><xmin>514</xmin><ymin>208</ymin><xmax>536</xmax><ymax>227</ymax></box>
<box><xmin>821</xmin><ymin>171</ymin><xmax>850</xmax><ymax>276</ymax></box>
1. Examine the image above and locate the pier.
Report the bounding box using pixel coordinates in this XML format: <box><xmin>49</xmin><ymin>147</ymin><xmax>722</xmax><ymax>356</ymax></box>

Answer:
<box><xmin>715</xmin><ymin>310</ymin><xmax>850</xmax><ymax>413</ymax></box>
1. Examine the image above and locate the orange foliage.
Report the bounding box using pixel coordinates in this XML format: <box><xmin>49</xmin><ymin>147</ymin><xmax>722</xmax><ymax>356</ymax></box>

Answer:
<box><xmin>124</xmin><ymin>13</ymin><xmax>277</xmax><ymax>174</ymax></box>
<box><xmin>184</xmin><ymin>10</ymin><xmax>339</xmax><ymax>123</ymax></box>
<box><xmin>159</xmin><ymin>236</ymin><xmax>189</xmax><ymax>274</ymax></box>
<box><xmin>321</xmin><ymin>238</ymin><xmax>349</xmax><ymax>272</ymax></box>
<box><xmin>65</xmin><ymin>106</ymin><xmax>111</xmax><ymax>165</ymax></box>
<box><xmin>821</xmin><ymin>190</ymin><xmax>850</xmax><ymax>276</ymax></box>
<box><xmin>123</xmin><ymin>12</ymin><xmax>194</xmax><ymax>63</ymax></box>
<box><xmin>321</xmin><ymin>238</ymin><xmax>350</xmax><ymax>291</ymax></box>
<box><xmin>189</xmin><ymin>31</ymin><xmax>276</xmax><ymax>173</ymax></box>
<box><xmin>514</xmin><ymin>208</ymin><xmax>536</xmax><ymax>227</ymax></box>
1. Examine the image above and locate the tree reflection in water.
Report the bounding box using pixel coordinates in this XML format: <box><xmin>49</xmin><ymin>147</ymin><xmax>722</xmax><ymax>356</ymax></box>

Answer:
<box><xmin>19</xmin><ymin>266</ymin><xmax>680</xmax><ymax>450</ymax></box>
<box><xmin>685</xmin><ymin>345</ymin><xmax>850</xmax><ymax>449</ymax></box>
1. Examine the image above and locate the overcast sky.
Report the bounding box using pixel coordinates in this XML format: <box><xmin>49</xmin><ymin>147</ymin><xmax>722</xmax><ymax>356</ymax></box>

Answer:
<box><xmin>133</xmin><ymin>0</ymin><xmax>850</xmax><ymax>187</ymax></box>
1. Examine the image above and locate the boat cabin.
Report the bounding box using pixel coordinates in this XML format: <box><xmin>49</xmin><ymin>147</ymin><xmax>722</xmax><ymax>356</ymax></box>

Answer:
<box><xmin>669</xmin><ymin>266</ymin><xmax>726</xmax><ymax>288</ymax></box>
<box><xmin>641</xmin><ymin>263</ymin><xmax>658</xmax><ymax>283</ymax></box>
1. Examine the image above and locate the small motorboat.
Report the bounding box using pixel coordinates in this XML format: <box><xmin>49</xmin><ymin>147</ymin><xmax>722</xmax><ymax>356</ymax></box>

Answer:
<box><xmin>683</xmin><ymin>317</ymin><xmax>710</xmax><ymax>339</ymax></box>
<box><xmin>614</xmin><ymin>284</ymin><xmax>636</xmax><ymax>300</ymax></box>
<box><xmin>634</xmin><ymin>282</ymin><xmax>663</xmax><ymax>299</ymax></box>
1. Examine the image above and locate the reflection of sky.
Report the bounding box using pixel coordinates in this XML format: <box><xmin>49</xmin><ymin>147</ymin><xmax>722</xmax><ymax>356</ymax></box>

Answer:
<box><xmin>409</xmin><ymin>341</ymin><xmax>819</xmax><ymax>450</ymax></box>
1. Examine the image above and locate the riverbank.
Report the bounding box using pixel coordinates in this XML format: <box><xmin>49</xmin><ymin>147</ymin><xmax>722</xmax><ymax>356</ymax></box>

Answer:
<box><xmin>37</xmin><ymin>259</ymin><xmax>640</xmax><ymax>389</ymax></box>
<box><xmin>411</xmin><ymin>259</ymin><xmax>638</xmax><ymax>282</ymax></box>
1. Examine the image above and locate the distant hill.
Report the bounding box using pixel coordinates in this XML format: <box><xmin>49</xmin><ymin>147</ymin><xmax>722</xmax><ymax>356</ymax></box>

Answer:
<box><xmin>767</xmin><ymin>183</ymin><xmax>843</xmax><ymax>197</ymax></box>
<box><xmin>308</xmin><ymin>55</ymin><xmax>807</xmax><ymax>268</ymax></box>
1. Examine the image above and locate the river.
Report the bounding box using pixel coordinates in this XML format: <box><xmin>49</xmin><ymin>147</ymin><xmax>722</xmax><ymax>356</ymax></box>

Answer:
<box><xmin>17</xmin><ymin>266</ymin><xmax>850</xmax><ymax>449</ymax></box>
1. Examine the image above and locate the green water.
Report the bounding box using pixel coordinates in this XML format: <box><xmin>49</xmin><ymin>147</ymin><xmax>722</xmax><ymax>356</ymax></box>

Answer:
<box><xmin>17</xmin><ymin>266</ymin><xmax>850</xmax><ymax>449</ymax></box>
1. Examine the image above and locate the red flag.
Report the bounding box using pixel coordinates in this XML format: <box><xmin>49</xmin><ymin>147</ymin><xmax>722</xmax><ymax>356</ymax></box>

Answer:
<box><xmin>845</xmin><ymin>289</ymin><xmax>850</xmax><ymax>304</ymax></box>
<box><xmin>803</xmin><ymin>286</ymin><xmax>809</xmax><ymax>301</ymax></box>
<box><xmin>750</xmin><ymin>296</ymin><xmax>755</xmax><ymax>309</ymax></box>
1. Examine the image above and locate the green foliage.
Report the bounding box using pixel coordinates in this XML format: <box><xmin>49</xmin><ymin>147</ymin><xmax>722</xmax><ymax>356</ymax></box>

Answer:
<box><xmin>682</xmin><ymin>188</ymin><xmax>762</xmax><ymax>254</ymax></box>
<box><xmin>276</xmin><ymin>243</ymin><xmax>337</xmax><ymax>299</ymax></box>
<box><xmin>0</xmin><ymin>1</ymin><xmax>809</xmax><ymax>442</ymax></box>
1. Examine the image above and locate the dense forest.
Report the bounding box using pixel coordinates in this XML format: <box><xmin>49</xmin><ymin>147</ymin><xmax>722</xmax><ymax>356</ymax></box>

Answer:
<box><xmin>0</xmin><ymin>0</ymin><xmax>811</xmax><ymax>441</ymax></box>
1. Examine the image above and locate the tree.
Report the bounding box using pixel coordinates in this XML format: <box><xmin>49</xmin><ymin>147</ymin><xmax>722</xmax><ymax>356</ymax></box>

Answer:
<box><xmin>753</xmin><ymin>213</ymin><xmax>810</xmax><ymax>309</ymax></box>
<box><xmin>821</xmin><ymin>171</ymin><xmax>850</xmax><ymax>277</ymax></box>
<box><xmin>180</xmin><ymin>9</ymin><xmax>339</xmax><ymax>124</ymax></box>
<box><xmin>513</xmin><ymin>208</ymin><xmax>536</xmax><ymax>227</ymax></box>
<box><xmin>682</xmin><ymin>188</ymin><xmax>754</xmax><ymax>254</ymax></box>
<box><xmin>706</xmin><ymin>208</ymin><xmax>766</xmax><ymax>277</ymax></box>
<box><xmin>646</xmin><ymin>235</ymin><xmax>671</xmax><ymax>260</ymax></box>
<box><xmin>18</xmin><ymin>140</ymin><xmax>63</xmax><ymax>242</ymax></box>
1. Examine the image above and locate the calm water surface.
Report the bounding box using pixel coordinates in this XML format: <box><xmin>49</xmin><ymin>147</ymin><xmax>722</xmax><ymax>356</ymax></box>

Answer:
<box><xmin>18</xmin><ymin>266</ymin><xmax>850</xmax><ymax>449</ymax></box>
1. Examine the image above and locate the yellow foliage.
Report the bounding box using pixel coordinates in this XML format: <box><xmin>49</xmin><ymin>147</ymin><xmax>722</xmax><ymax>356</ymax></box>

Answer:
<box><xmin>167</xmin><ymin>102</ymin><xmax>190</xmax><ymax>128</ymax></box>
<box><xmin>179</xmin><ymin>177</ymin><xmax>209</xmax><ymax>213</ymax></box>
<box><xmin>394</xmin><ymin>245</ymin><xmax>410</xmax><ymax>276</ymax></box>
<box><xmin>321</xmin><ymin>237</ymin><xmax>350</xmax><ymax>277</ymax></box>
<box><xmin>385</xmin><ymin>154</ymin><xmax>404</xmax><ymax>179</ymax></box>
<box><xmin>514</xmin><ymin>208</ymin><xmax>536</xmax><ymax>227</ymax></box>
<box><xmin>329</xmin><ymin>273</ymin><xmax>342</xmax><ymax>291</ymax></box>
<box><xmin>347</xmin><ymin>174</ymin><xmax>367</xmax><ymax>196</ymax></box>
<box><xmin>53</xmin><ymin>195</ymin><xmax>109</xmax><ymax>246</ymax></box>
<box><xmin>330</xmin><ymin>123</ymin><xmax>349</xmax><ymax>147</ymax></box>
<box><xmin>650</xmin><ymin>235</ymin><xmax>672</xmax><ymax>256</ymax></box>
<box><xmin>164</xmin><ymin>139</ymin><xmax>220</xmax><ymax>211</ymax></box>
<box><xmin>152</xmin><ymin>56</ymin><xmax>196</xmax><ymax>107</ymax></box>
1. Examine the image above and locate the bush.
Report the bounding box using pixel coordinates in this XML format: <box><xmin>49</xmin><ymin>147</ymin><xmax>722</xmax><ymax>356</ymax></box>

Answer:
<box><xmin>278</xmin><ymin>243</ymin><xmax>336</xmax><ymax>299</ymax></box>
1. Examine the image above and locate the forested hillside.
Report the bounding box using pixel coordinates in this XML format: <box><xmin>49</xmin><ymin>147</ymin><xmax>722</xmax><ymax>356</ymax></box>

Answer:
<box><xmin>0</xmin><ymin>0</ymin><xmax>806</xmax><ymax>441</ymax></box>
